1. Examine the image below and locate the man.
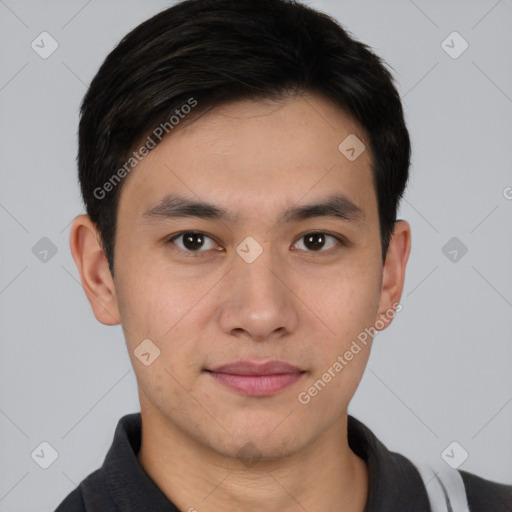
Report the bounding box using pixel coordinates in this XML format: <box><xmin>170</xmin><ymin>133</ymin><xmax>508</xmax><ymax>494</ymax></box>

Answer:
<box><xmin>56</xmin><ymin>0</ymin><xmax>512</xmax><ymax>510</ymax></box>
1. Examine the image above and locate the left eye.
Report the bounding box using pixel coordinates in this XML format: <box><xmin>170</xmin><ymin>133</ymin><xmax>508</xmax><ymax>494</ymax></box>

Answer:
<box><xmin>292</xmin><ymin>232</ymin><xmax>341</xmax><ymax>252</ymax></box>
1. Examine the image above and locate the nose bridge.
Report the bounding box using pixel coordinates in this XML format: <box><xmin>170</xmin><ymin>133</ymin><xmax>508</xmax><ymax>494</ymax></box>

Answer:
<box><xmin>232</xmin><ymin>236</ymin><xmax>284</xmax><ymax>301</ymax></box>
<box><xmin>217</xmin><ymin>235</ymin><xmax>298</xmax><ymax>339</ymax></box>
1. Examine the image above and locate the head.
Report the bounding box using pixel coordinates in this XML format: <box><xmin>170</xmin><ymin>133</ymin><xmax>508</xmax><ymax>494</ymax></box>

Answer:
<box><xmin>70</xmin><ymin>0</ymin><xmax>411</xmax><ymax>462</ymax></box>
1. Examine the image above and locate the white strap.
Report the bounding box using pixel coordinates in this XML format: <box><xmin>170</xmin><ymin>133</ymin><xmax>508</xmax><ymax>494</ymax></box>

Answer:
<box><xmin>412</xmin><ymin>461</ymin><xmax>470</xmax><ymax>512</ymax></box>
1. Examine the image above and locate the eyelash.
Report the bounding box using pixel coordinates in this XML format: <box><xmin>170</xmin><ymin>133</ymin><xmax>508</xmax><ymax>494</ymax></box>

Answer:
<box><xmin>165</xmin><ymin>231</ymin><xmax>347</xmax><ymax>257</ymax></box>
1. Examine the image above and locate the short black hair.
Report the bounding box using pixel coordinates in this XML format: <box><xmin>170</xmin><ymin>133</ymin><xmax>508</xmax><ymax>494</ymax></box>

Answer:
<box><xmin>78</xmin><ymin>0</ymin><xmax>410</xmax><ymax>277</ymax></box>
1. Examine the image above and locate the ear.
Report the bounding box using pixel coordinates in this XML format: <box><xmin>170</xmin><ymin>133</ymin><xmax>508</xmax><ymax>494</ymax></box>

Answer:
<box><xmin>375</xmin><ymin>220</ymin><xmax>411</xmax><ymax>330</ymax></box>
<box><xmin>69</xmin><ymin>214</ymin><xmax>121</xmax><ymax>326</ymax></box>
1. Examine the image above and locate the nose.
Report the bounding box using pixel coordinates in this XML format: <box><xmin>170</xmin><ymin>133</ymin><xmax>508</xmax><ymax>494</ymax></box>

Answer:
<box><xmin>217</xmin><ymin>242</ymin><xmax>299</xmax><ymax>343</ymax></box>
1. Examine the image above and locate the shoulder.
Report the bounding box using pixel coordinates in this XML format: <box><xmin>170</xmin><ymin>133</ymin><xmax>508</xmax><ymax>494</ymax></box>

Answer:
<box><xmin>54</xmin><ymin>488</ymin><xmax>85</xmax><ymax>511</ymax></box>
<box><xmin>54</xmin><ymin>468</ymin><xmax>113</xmax><ymax>511</ymax></box>
<box><xmin>459</xmin><ymin>469</ymin><xmax>512</xmax><ymax>512</ymax></box>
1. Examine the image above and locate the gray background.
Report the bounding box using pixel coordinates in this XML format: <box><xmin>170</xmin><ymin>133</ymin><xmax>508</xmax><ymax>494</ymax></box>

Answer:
<box><xmin>1</xmin><ymin>0</ymin><xmax>511</xmax><ymax>510</ymax></box>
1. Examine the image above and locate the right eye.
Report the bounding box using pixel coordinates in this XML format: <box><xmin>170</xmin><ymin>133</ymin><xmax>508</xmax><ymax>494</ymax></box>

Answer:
<box><xmin>166</xmin><ymin>231</ymin><xmax>220</xmax><ymax>254</ymax></box>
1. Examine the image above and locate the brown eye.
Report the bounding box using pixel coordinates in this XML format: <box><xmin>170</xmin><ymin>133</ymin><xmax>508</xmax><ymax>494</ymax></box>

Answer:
<box><xmin>293</xmin><ymin>232</ymin><xmax>342</xmax><ymax>252</ymax></box>
<box><xmin>168</xmin><ymin>232</ymin><xmax>217</xmax><ymax>252</ymax></box>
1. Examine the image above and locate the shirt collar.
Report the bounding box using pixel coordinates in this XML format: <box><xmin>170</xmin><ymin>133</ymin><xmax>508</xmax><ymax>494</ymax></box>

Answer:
<box><xmin>101</xmin><ymin>412</ymin><xmax>430</xmax><ymax>512</ymax></box>
<box><xmin>347</xmin><ymin>415</ymin><xmax>431</xmax><ymax>511</ymax></box>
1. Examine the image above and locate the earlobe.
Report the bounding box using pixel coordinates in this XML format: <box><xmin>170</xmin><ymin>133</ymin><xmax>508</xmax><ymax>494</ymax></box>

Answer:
<box><xmin>376</xmin><ymin>220</ymin><xmax>411</xmax><ymax>330</ymax></box>
<box><xmin>69</xmin><ymin>214</ymin><xmax>121</xmax><ymax>326</ymax></box>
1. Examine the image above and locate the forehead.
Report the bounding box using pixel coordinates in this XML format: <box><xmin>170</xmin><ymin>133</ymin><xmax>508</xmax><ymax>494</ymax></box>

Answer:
<box><xmin>117</xmin><ymin>93</ymin><xmax>376</xmax><ymax>225</ymax></box>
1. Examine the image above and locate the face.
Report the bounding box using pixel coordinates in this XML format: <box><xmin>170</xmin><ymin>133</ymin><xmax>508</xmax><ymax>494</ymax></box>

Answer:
<box><xmin>72</xmin><ymin>93</ymin><xmax>409</xmax><ymax>461</ymax></box>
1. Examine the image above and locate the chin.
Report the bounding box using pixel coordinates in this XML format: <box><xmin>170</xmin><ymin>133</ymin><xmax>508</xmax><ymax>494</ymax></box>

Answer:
<box><xmin>209</xmin><ymin>424</ymin><xmax>307</xmax><ymax>464</ymax></box>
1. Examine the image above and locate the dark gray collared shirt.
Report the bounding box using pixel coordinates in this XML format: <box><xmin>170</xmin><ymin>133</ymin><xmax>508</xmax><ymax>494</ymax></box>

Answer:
<box><xmin>55</xmin><ymin>412</ymin><xmax>512</xmax><ymax>511</ymax></box>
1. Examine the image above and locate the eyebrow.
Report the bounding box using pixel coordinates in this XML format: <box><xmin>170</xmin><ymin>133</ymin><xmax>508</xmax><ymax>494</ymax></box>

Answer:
<box><xmin>141</xmin><ymin>193</ymin><xmax>365</xmax><ymax>225</ymax></box>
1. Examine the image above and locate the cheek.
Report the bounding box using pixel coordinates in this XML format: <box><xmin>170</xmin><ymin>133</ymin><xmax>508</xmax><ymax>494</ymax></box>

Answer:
<box><xmin>116</xmin><ymin>273</ymin><xmax>208</xmax><ymax>382</ymax></box>
<box><xmin>114</xmin><ymin>256</ymin><xmax>194</xmax><ymax>341</ymax></box>
<box><xmin>310</xmin><ymin>265</ymin><xmax>381</xmax><ymax>345</ymax></box>
<box><xmin>297</xmin><ymin>290</ymin><xmax>376</xmax><ymax>416</ymax></box>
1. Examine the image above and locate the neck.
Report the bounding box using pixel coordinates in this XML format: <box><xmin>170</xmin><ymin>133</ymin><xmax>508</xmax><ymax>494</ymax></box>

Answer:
<box><xmin>137</xmin><ymin>409</ymin><xmax>369</xmax><ymax>512</ymax></box>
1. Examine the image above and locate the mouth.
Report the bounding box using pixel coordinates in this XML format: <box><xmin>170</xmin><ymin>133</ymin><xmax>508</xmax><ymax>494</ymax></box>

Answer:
<box><xmin>204</xmin><ymin>360</ymin><xmax>306</xmax><ymax>397</ymax></box>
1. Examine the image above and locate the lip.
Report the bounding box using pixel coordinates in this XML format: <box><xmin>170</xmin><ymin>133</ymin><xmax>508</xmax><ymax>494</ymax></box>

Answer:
<box><xmin>210</xmin><ymin>360</ymin><xmax>303</xmax><ymax>375</ymax></box>
<box><xmin>206</xmin><ymin>360</ymin><xmax>305</xmax><ymax>397</ymax></box>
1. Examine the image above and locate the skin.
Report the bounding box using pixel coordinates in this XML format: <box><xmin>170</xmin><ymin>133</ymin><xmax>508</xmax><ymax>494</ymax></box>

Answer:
<box><xmin>70</xmin><ymin>92</ymin><xmax>411</xmax><ymax>512</ymax></box>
